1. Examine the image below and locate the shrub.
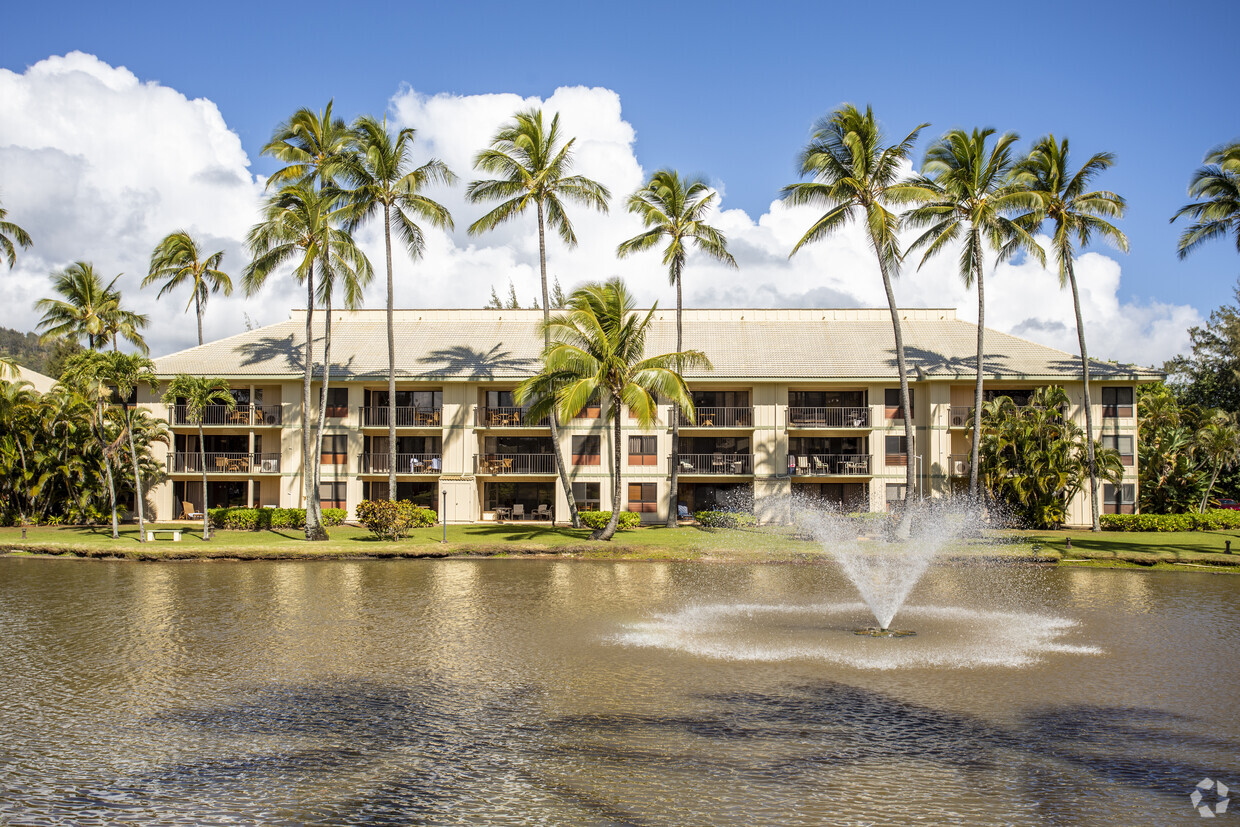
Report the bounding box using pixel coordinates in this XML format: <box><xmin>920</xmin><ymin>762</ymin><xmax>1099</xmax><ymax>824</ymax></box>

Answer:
<box><xmin>1099</xmin><ymin>510</ymin><xmax>1240</xmax><ymax>532</ymax></box>
<box><xmin>694</xmin><ymin>510</ymin><xmax>758</xmax><ymax>528</ymax></box>
<box><xmin>577</xmin><ymin>510</ymin><xmax>642</xmax><ymax>530</ymax></box>
<box><xmin>206</xmin><ymin>507</ymin><xmax>347</xmax><ymax>531</ymax></box>
<box><xmin>355</xmin><ymin>499</ymin><xmax>437</xmax><ymax>540</ymax></box>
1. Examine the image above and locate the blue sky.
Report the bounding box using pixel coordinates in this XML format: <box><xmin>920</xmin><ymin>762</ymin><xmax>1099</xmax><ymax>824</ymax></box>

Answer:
<box><xmin>1</xmin><ymin>0</ymin><xmax>1238</xmax><ymax>360</ymax></box>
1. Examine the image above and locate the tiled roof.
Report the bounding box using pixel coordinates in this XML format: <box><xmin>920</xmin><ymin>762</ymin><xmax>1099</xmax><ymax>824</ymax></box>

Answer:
<box><xmin>152</xmin><ymin>308</ymin><xmax>1162</xmax><ymax>382</ymax></box>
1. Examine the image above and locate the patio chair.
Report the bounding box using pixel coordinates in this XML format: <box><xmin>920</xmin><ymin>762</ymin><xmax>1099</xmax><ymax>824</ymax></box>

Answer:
<box><xmin>679</xmin><ymin>460</ymin><xmax>695</xmax><ymax>472</ymax></box>
<box><xmin>797</xmin><ymin>456</ymin><xmax>809</xmax><ymax>474</ymax></box>
<box><xmin>712</xmin><ymin>452</ymin><xmax>724</xmax><ymax>471</ymax></box>
<box><xmin>180</xmin><ymin>500</ymin><xmax>204</xmax><ymax>520</ymax></box>
<box><xmin>214</xmin><ymin>456</ymin><xmax>229</xmax><ymax>472</ymax></box>
<box><xmin>677</xmin><ymin>503</ymin><xmax>691</xmax><ymax>520</ymax></box>
<box><xmin>533</xmin><ymin>504</ymin><xmax>552</xmax><ymax>521</ymax></box>
<box><xmin>512</xmin><ymin>503</ymin><xmax>525</xmax><ymax>520</ymax></box>
<box><xmin>812</xmin><ymin>456</ymin><xmax>828</xmax><ymax>474</ymax></box>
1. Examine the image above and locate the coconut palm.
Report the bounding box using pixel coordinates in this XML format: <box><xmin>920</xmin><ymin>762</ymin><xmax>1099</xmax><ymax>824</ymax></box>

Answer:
<box><xmin>263</xmin><ymin>100</ymin><xmax>356</xmax><ymax>191</ymax></box>
<box><xmin>514</xmin><ymin>278</ymin><xmax>709</xmax><ymax>540</ymax></box>
<box><xmin>0</xmin><ymin>379</ymin><xmax>41</xmax><ymax>524</ymax></box>
<box><xmin>467</xmin><ymin>108</ymin><xmax>611</xmax><ymax>528</ymax></box>
<box><xmin>60</xmin><ymin>352</ymin><xmax>126</xmax><ymax>538</ymax></box>
<box><xmin>1013</xmin><ymin>136</ymin><xmax>1129</xmax><ymax>531</ymax></box>
<box><xmin>144</xmin><ymin>231</ymin><xmax>232</xmax><ymax>346</ymax></box>
<box><xmin>0</xmin><ymin>200</ymin><xmax>32</xmax><ymax>269</ymax></box>
<box><xmin>617</xmin><ymin>169</ymin><xmax>735</xmax><ymax>527</ymax></box>
<box><xmin>1197</xmin><ymin>412</ymin><xmax>1240</xmax><ymax>512</ymax></box>
<box><xmin>348</xmin><ymin>115</ymin><xmax>456</xmax><ymax>500</ymax></box>
<box><xmin>163</xmin><ymin>375</ymin><xmax>234</xmax><ymax>540</ymax></box>
<box><xmin>1173</xmin><ymin>141</ymin><xmax>1240</xmax><ymax>258</ymax></box>
<box><xmin>244</xmin><ymin>181</ymin><xmax>372</xmax><ymax>540</ymax></box>
<box><xmin>101</xmin><ymin>352</ymin><xmax>159</xmax><ymax>539</ymax></box>
<box><xmin>781</xmin><ymin>105</ymin><xmax>927</xmax><ymax>509</ymax></box>
<box><xmin>905</xmin><ymin>129</ymin><xmax>1045</xmax><ymax>497</ymax></box>
<box><xmin>35</xmin><ymin>262</ymin><xmax>149</xmax><ymax>353</ymax></box>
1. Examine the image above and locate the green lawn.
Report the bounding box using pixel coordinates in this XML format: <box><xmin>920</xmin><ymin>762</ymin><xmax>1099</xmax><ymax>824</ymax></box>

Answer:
<box><xmin>3</xmin><ymin>522</ymin><xmax>1238</xmax><ymax>571</ymax></box>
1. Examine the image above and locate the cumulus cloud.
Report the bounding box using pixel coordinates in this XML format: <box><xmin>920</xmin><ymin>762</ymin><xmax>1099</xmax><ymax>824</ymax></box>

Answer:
<box><xmin>0</xmin><ymin>53</ymin><xmax>1202</xmax><ymax>366</ymax></box>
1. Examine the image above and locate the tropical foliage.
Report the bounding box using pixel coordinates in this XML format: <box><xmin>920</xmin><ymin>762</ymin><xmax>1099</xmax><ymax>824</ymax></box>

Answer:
<box><xmin>1173</xmin><ymin>140</ymin><xmax>1240</xmax><ymax>259</ymax></box>
<box><xmin>35</xmin><ymin>262</ymin><xmax>149</xmax><ymax>353</ymax></box>
<box><xmin>144</xmin><ymin>231</ymin><xmax>232</xmax><ymax>346</ymax></box>
<box><xmin>0</xmin><ymin>200</ymin><xmax>32</xmax><ymax>269</ymax></box>
<box><xmin>162</xmin><ymin>374</ymin><xmax>233</xmax><ymax>540</ymax></box>
<box><xmin>973</xmin><ymin>386</ymin><xmax>1123</xmax><ymax>528</ymax></box>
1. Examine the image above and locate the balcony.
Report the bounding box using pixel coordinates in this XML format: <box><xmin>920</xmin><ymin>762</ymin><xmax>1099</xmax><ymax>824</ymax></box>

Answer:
<box><xmin>672</xmin><ymin>453</ymin><xmax>754</xmax><ymax>475</ymax></box>
<box><xmin>358</xmin><ymin>453</ymin><xmax>442</xmax><ymax>474</ymax></box>
<box><xmin>787</xmin><ymin>406</ymin><xmax>870</xmax><ymax>428</ymax></box>
<box><xmin>789</xmin><ymin>454</ymin><xmax>872</xmax><ymax>476</ymax></box>
<box><xmin>677</xmin><ymin>407</ymin><xmax>754</xmax><ymax>428</ymax></box>
<box><xmin>474</xmin><ymin>453</ymin><xmax>557</xmax><ymax>474</ymax></box>
<box><xmin>475</xmin><ymin>407</ymin><xmax>549</xmax><ymax>428</ymax></box>
<box><xmin>359</xmin><ymin>406</ymin><xmax>442</xmax><ymax>428</ymax></box>
<box><xmin>167</xmin><ymin>452</ymin><xmax>281</xmax><ymax>474</ymax></box>
<box><xmin>167</xmin><ymin>404</ymin><xmax>284</xmax><ymax>427</ymax></box>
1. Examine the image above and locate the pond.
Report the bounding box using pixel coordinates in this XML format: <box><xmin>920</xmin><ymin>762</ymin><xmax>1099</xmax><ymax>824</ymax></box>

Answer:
<box><xmin>0</xmin><ymin>558</ymin><xmax>1236</xmax><ymax>825</ymax></box>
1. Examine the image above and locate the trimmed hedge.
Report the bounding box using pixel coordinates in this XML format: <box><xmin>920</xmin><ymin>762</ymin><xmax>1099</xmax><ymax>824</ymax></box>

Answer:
<box><xmin>1100</xmin><ymin>509</ymin><xmax>1240</xmax><ymax>532</ymax></box>
<box><xmin>694</xmin><ymin>510</ymin><xmax>758</xmax><ymax>528</ymax></box>
<box><xmin>578</xmin><ymin>510</ymin><xmax>642</xmax><ymax>530</ymax></box>
<box><xmin>207</xmin><ymin>507</ymin><xmax>347</xmax><ymax>530</ymax></box>
<box><xmin>354</xmin><ymin>499</ymin><xmax>438</xmax><ymax>540</ymax></box>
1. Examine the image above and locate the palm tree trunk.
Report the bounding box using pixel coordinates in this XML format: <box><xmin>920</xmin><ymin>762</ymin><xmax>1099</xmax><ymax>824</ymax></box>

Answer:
<box><xmin>301</xmin><ymin>263</ymin><xmax>323</xmax><ymax>541</ymax></box>
<box><xmin>594</xmin><ymin>403</ymin><xmax>623</xmax><ymax>541</ymax></box>
<box><xmin>309</xmin><ymin>292</ymin><xmax>332</xmax><ymax>541</ymax></box>
<box><xmin>195</xmin><ymin>287</ymin><xmax>204</xmax><ymax>347</ymax></box>
<box><xmin>123</xmin><ymin>401</ymin><xmax>146</xmax><ymax>540</ymax></box>
<box><xmin>97</xmin><ymin>399</ymin><xmax>119</xmax><ymax>539</ymax></box>
<box><xmin>970</xmin><ymin>240</ymin><xmax>985</xmax><ymax>500</ymax></box>
<box><xmin>385</xmin><ymin>201</ymin><xmax>397</xmax><ymax>502</ymax></box>
<box><xmin>667</xmin><ymin>265</ymin><xmax>682</xmax><ymax>529</ymax></box>
<box><xmin>1202</xmin><ymin>463</ymin><xmax>1222</xmax><ymax>513</ymax></box>
<box><xmin>874</xmin><ymin>248</ymin><xmax>916</xmax><ymax>509</ymax></box>
<box><xmin>198</xmin><ymin>422</ymin><xmax>210</xmax><ymax>541</ymax></box>
<box><xmin>537</xmin><ymin>199</ymin><xmax>581</xmax><ymax>528</ymax></box>
<box><xmin>1066</xmin><ymin>257</ymin><xmax>1100</xmax><ymax>531</ymax></box>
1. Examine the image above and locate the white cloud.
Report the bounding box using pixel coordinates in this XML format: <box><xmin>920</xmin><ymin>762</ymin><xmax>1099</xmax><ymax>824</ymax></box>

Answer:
<box><xmin>0</xmin><ymin>53</ymin><xmax>1202</xmax><ymax>367</ymax></box>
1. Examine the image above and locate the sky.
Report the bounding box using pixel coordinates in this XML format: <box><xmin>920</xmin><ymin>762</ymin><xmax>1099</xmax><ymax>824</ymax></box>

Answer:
<box><xmin>1</xmin><ymin>0</ymin><xmax>1237</xmax><ymax>366</ymax></box>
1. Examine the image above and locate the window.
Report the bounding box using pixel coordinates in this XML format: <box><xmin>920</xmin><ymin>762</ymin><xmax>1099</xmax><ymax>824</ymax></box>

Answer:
<box><xmin>628</xmin><ymin>482</ymin><xmax>657</xmax><ymax>513</ymax></box>
<box><xmin>486</xmin><ymin>390</ymin><xmax>517</xmax><ymax>408</ymax></box>
<box><xmin>576</xmin><ymin>395</ymin><xmax>601</xmax><ymax>419</ymax></box>
<box><xmin>319</xmin><ymin>481</ymin><xmax>346</xmax><ymax>510</ymax></box>
<box><xmin>1101</xmin><ymin>435</ymin><xmax>1135</xmax><ymax>466</ymax></box>
<box><xmin>885</xmin><ymin>435</ymin><xmax>908</xmax><ymax>466</ymax></box>
<box><xmin>571</xmin><ymin>435</ymin><xmax>601</xmax><ymax>465</ymax></box>
<box><xmin>321</xmin><ymin>435</ymin><xmax>349</xmax><ymax>465</ymax></box>
<box><xmin>629</xmin><ymin>435</ymin><xmax>658</xmax><ymax>465</ymax></box>
<box><xmin>885</xmin><ymin>484</ymin><xmax>907</xmax><ymax>512</ymax></box>
<box><xmin>1102</xmin><ymin>387</ymin><xmax>1134</xmax><ymax>418</ymax></box>
<box><xmin>322</xmin><ymin>387</ymin><xmax>348</xmax><ymax>418</ymax></box>
<box><xmin>884</xmin><ymin>388</ymin><xmax>914</xmax><ymax>419</ymax></box>
<box><xmin>1102</xmin><ymin>483</ymin><xmax>1135</xmax><ymax>515</ymax></box>
<box><xmin>572</xmin><ymin>482</ymin><xmax>601</xmax><ymax>511</ymax></box>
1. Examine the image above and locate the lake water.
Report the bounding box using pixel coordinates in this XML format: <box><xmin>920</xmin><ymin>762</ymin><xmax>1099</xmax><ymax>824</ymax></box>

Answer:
<box><xmin>0</xmin><ymin>557</ymin><xmax>1237</xmax><ymax>825</ymax></box>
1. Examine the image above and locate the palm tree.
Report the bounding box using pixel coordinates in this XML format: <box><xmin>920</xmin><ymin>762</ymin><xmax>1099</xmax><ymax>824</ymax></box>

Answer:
<box><xmin>35</xmin><ymin>262</ymin><xmax>149</xmax><ymax>353</ymax></box>
<box><xmin>1197</xmin><ymin>412</ymin><xmax>1240</xmax><ymax>512</ymax></box>
<box><xmin>1173</xmin><ymin>140</ymin><xmax>1240</xmax><ymax>258</ymax></box>
<box><xmin>244</xmin><ymin>181</ymin><xmax>372</xmax><ymax>540</ymax></box>
<box><xmin>781</xmin><ymin>105</ymin><xmax>927</xmax><ymax>509</ymax></box>
<box><xmin>163</xmin><ymin>375</ymin><xmax>234</xmax><ymax>540</ymax></box>
<box><xmin>0</xmin><ymin>379</ymin><xmax>41</xmax><ymax>525</ymax></box>
<box><xmin>101</xmin><ymin>352</ymin><xmax>159</xmax><ymax>539</ymax></box>
<box><xmin>1014</xmin><ymin>136</ymin><xmax>1129</xmax><ymax>531</ymax></box>
<box><xmin>514</xmin><ymin>278</ymin><xmax>709</xmax><ymax>540</ymax></box>
<box><xmin>0</xmin><ymin>200</ymin><xmax>32</xmax><ymax>269</ymax></box>
<box><xmin>144</xmin><ymin>231</ymin><xmax>232</xmax><ymax>346</ymax></box>
<box><xmin>905</xmin><ymin>128</ymin><xmax>1044</xmax><ymax>497</ymax></box>
<box><xmin>348</xmin><ymin>115</ymin><xmax>456</xmax><ymax>501</ymax></box>
<box><xmin>467</xmin><ymin>108</ymin><xmax>611</xmax><ymax>528</ymax></box>
<box><xmin>60</xmin><ymin>352</ymin><xmax>125</xmax><ymax>538</ymax></box>
<box><xmin>618</xmin><ymin>169</ymin><xmax>736</xmax><ymax>527</ymax></box>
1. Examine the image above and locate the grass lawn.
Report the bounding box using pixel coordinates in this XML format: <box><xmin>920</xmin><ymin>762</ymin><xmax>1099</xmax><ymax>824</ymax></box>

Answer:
<box><xmin>2</xmin><ymin>522</ymin><xmax>1238</xmax><ymax>572</ymax></box>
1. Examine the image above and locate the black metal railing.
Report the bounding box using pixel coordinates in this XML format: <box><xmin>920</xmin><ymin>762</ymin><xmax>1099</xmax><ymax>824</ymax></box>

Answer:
<box><xmin>167</xmin><ymin>452</ymin><xmax>281</xmax><ymax>473</ymax></box>
<box><xmin>359</xmin><ymin>407</ymin><xmax>442</xmax><ymax>427</ymax></box>
<box><xmin>671</xmin><ymin>453</ymin><xmax>754</xmax><ymax>474</ymax></box>
<box><xmin>473</xmin><ymin>453</ymin><xmax>557</xmax><ymax>474</ymax></box>
<box><xmin>677</xmin><ymin>406</ymin><xmax>754</xmax><ymax>428</ymax></box>
<box><xmin>167</xmin><ymin>404</ymin><xmax>285</xmax><ymax>427</ymax></box>
<box><xmin>359</xmin><ymin>453</ymin><xmax>442</xmax><ymax>473</ymax></box>
<box><xmin>787</xmin><ymin>406</ymin><xmax>870</xmax><ymax>428</ymax></box>
<box><xmin>474</xmin><ymin>406</ymin><xmax>550</xmax><ymax>427</ymax></box>
<box><xmin>788</xmin><ymin>454</ymin><xmax>872</xmax><ymax>476</ymax></box>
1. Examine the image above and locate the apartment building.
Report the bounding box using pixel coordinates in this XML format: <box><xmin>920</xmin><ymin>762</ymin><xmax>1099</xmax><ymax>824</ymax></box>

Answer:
<box><xmin>144</xmin><ymin>308</ymin><xmax>1159</xmax><ymax>526</ymax></box>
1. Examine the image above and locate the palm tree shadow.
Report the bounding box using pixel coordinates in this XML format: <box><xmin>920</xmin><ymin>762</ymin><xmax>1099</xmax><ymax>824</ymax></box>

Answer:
<box><xmin>418</xmin><ymin>344</ymin><xmax>534</xmax><ymax>380</ymax></box>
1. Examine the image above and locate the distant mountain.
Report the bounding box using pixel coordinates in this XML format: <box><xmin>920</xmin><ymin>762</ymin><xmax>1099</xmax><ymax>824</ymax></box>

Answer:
<box><xmin>0</xmin><ymin>327</ymin><xmax>81</xmax><ymax>379</ymax></box>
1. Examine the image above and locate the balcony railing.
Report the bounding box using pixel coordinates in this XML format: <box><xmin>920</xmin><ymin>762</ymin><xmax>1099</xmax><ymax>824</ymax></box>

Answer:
<box><xmin>787</xmin><ymin>406</ymin><xmax>871</xmax><ymax>428</ymax></box>
<box><xmin>474</xmin><ymin>453</ymin><xmax>557</xmax><ymax>474</ymax></box>
<box><xmin>359</xmin><ymin>453</ymin><xmax>442</xmax><ymax>474</ymax></box>
<box><xmin>672</xmin><ymin>453</ymin><xmax>754</xmax><ymax>475</ymax></box>
<box><xmin>677</xmin><ymin>407</ymin><xmax>754</xmax><ymax>428</ymax></box>
<box><xmin>947</xmin><ymin>454</ymin><xmax>971</xmax><ymax>477</ymax></box>
<box><xmin>167</xmin><ymin>404</ymin><xmax>284</xmax><ymax>427</ymax></box>
<box><xmin>167</xmin><ymin>452</ymin><xmax>281</xmax><ymax>473</ymax></box>
<box><xmin>788</xmin><ymin>454</ymin><xmax>872</xmax><ymax>476</ymax></box>
<box><xmin>359</xmin><ymin>406</ymin><xmax>442</xmax><ymax>428</ymax></box>
<box><xmin>474</xmin><ymin>407</ymin><xmax>549</xmax><ymax>428</ymax></box>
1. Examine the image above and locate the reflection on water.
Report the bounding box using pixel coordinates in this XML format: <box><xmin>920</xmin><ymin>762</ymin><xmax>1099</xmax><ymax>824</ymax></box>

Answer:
<box><xmin>0</xmin><ymin>559</ymin><xmax>1237</xmax><ymax>825</ymax></box>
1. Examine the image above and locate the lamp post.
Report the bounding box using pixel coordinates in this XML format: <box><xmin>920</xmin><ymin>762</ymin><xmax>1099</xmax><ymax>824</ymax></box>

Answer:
<box><xmin>442</xmin><ymin>488</ymin><xmax>447</xmax><ymax>544</ymax></box>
